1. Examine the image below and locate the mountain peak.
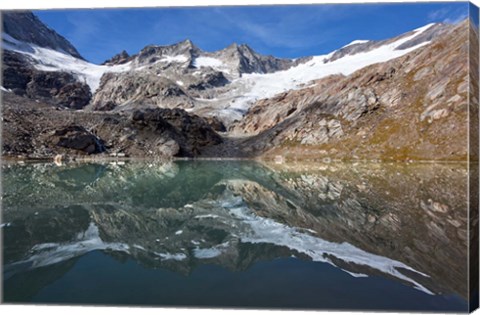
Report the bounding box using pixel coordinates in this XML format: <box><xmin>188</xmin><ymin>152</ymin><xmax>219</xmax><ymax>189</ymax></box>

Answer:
<box><xmin>181</xmin><ymin>38</ymin><xmax>194</xmax><ymax>46</ymax></box>
<box><xmin>2</xmin><ymin>11</ymin><xmax>84</xmax><ymax>60</ymax></box>
<box><xmin>224</xmin><ymin>42</ymin><xmax>254</xmax><ymax>53</ymax></box>
<box><xmin>176</xmin><ymin>38</ymin><xmax>200</xmax><ymax>53</ymax></box>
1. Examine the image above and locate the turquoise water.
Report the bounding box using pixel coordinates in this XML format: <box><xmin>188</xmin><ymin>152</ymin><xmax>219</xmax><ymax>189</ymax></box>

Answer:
<box><xmin>2</xmin><ymin>161</ymin><xmax>469</xmax><ymax>311</ymax></box>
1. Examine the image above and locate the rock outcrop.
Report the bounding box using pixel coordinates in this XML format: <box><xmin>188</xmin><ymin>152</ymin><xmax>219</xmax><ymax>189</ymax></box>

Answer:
<box><xmin>54</xmin><ymin>125</ymin><xmax>105</xmax><ymax>154</ymax></box>
<box><xmin>102</xmin><ymin>50</ymin><xmax>132</xmax><ymax>66</ymax></box>
<box><xmin>2</xmin><ymin>93</ymin><xmax>221</xmax><ymax>159</ymax></box>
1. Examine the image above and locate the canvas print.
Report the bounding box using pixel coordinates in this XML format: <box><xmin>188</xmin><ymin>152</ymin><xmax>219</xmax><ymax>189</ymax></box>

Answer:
<box><xmin>1</xmin><ymin>1</ymin><xmax>479</xmax><ymax>312</ymax></box>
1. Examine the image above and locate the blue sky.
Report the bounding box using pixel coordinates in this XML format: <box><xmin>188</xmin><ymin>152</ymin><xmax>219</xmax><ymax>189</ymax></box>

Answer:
<box><xmin>35</xmin><ymin>2</ymin><xmax>470</xmax><ymax>64</ymax></box>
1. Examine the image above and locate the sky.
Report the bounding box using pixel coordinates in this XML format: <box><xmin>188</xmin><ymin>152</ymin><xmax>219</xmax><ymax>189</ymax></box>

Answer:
<box><xmin>34</xmin><ymin>2</ymin><xmax>471</xmax><ymax>64</ymax></box>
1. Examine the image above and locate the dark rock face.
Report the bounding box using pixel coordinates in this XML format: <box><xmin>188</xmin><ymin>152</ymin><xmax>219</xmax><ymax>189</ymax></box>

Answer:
<box><xmin>2</xmin><ymin>51</ymin><xmax>92</xmax><ymax>109</ymax></box>
<box><xmin>2</xmin><ymin>50</ymin><xmax>34</xmax><ymax>95</ymax></box>
<box><xmin>55</xmin><ymin>126</ymin><xmax>105</xmax><ymax>154</ymax></box>
<box><xmin>2</xmin><ymin>93</ymin><xmax>222</xmax><ymax>159</ymax></box>
<box><xmin>26</xmin><ymin>72</ymin><xmax>92</xmax><ymax>109</ymax></box>
<box><xmin>2</xmin><ymin>12</ymin><xmax>91</xmax><ymax>109</ymax></box>
<box><xmin>92</xmin><ymin>100</ymin><xmax>117</xmax><ymax>111</ymax></box>
<box><xmin>131</xmin><ymin>108</ymin><xmax>223</xmax><ymax>156</ymax></box>
<box><xmin>205</xmin><ymin>116</ymin><xmax>227</xmax><ymax>132</ymax></box>
<box><xmin>188</xmin><ymin>71</ymin><xmax>229</xmax><ymax>90</ymax></box>
<box><xmin>2</xmin><ymin>11</ymin><xmax>84</xmax><ymax>59</ymax></box>
<box><xmin>54</xmin><ymin>82</ymin><xmax>92</xmax><ymax>109</ymax></box>
<box><xmin>102</xmin><ymin>50</ymin><xmax>132</xmax><ymax>66</ymax></box>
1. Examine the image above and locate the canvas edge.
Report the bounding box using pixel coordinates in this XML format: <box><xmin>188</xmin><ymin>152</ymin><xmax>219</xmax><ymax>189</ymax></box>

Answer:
<box><xmin>0</xmin><ymin>2</ymin><xmax>477</xmax><ymax>313</ymax></box>
<box><xmin>468</xmin><ymin>1</ymin><xmax>480</xmax><ymax>313</ymax></box>
<box><xmin>0</xmin><ymin>9</ymin><xmax>5</xmax><ymax>306</ymax></box>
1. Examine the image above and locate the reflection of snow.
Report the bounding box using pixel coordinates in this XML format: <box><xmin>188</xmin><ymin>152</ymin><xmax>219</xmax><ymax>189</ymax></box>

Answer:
<box><xmin>217</xmin><ymin>193</ymin><xmax>433</xmax><ymax>295</ymax></box>
<box><xmin>193</xmin><ymin>242</ymin><xmax>230</xmax><ymax>259</ymax></box>
<box><xmin>193</xmin><ymin>247</ymin><xmax>222</xmax><ymax>259</ymax></box>
<box><xmin>194</xmin><ymin>214</ymin><xmax>220</xmax><ymax>219</ymax></box>
<box><xmin>5</xmin><ymin>183</ymin><xmax>434</xmax><ymax>295</ymax></box>
<box><xmin>154</xmin><ymin>252</ymin><xmax>187</xmax><ymax>261</ymax></box>
<box><xmin>8</xmin><ymin>223</ymin><xmax>129</xmax><ymax>270</ymax></box>
<box><xmin>341</xmin><ymin>269</ymin><xmax>369</xmax><ymax>278</ymax></box>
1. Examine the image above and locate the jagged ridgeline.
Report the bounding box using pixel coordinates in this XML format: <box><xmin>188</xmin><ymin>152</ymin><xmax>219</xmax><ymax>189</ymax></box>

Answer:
<box><xmin>1</xmin><ymin>11</ymin><xmax>474</xmax><ymax>161</ymax></box>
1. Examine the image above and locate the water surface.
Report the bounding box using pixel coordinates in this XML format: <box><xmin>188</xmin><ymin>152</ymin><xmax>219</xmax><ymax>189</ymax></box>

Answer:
<box><xmin>2</xmin><ymin>160</ymin><xmax>469</xmax><ymax>311</ymax></box>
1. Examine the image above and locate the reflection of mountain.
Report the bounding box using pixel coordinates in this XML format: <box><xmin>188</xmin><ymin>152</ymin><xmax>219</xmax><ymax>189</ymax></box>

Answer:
<box><xmin>2</xmin><ymin>161</ymin><xmax>468</xmax><ymax>300</ymax></box>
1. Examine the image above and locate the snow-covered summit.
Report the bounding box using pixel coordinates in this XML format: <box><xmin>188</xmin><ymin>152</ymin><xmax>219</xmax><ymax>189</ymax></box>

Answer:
<box><xmin>342</xmin><ymin>39</ymin><xmax>370</xmax><ymax>48</ymax></box>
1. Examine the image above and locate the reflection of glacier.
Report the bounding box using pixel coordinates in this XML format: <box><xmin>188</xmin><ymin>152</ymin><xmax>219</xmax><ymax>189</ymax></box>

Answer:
<box><xmin>6</xmin><ymin>223</ymin><xmax>129</xmax><ymax>270</ymax></box>
<box><xmin>217</xmin><ymin>195</ymin><xmax>433</xmax><ymax>295</ymax></box>
<box><xmin>2</xmin><ymin>161</ymin><xmax>468</xmax><ymax>299</ymax></box>
<box><xmin>6</xmin><ymin>191</ymin><xmax>431</xmax><ymax>295</ymax></box>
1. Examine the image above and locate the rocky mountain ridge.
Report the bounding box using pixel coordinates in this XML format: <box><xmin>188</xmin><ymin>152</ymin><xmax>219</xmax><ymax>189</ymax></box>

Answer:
<box><xmin>1</xmin><ymin>11</ymin><xmax>476</xmax><ymax>161</ymax></box>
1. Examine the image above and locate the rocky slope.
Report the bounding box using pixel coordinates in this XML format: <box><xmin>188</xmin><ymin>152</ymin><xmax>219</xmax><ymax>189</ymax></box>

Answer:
<box><xmin>2</xmin><ymin>93</ymin><xmax>221</xmax><ymax>159</ymax></box>
<box><xmin>221</xmin><ymin>20</ymin><xmax>471</xmax><ymax>161</ymax></box>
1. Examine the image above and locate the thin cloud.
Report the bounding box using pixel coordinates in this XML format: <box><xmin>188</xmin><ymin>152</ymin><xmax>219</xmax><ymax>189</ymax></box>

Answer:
<box><xmin>209</xmin><ymin>6</ymin><xmax>345</xmax><ymax>51</ymax></box>
<box><xmin>427</xmin><ymin>8</ymin><xmax>449</xmax><ymax>20</ymax></box>
<box><xmin>444</xmin><ymin>13</ymin><xmax>468</xmax><ymax>24</ymax></box>
<box><xmin>428</xmin><ymin>5</ymin><xmax>468</xmax><ymax>24</ymax></box>
<box><xmin>35</xmin><ymin>3</ymin><xmax>468</xmax><ymax>64</ymax></box>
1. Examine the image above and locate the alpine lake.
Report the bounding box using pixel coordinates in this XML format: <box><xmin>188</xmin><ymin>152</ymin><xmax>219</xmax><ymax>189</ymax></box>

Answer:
<box><xmin>1</xmin><ymin>159</ymin><xmax>471</xmax><ymax>311</ymax></box>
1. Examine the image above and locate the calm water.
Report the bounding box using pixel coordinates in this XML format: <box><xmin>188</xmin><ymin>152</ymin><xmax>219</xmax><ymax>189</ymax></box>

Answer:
<box><xmin>1</xmin><ymin>160</ymin><xmax>470</xmax><ymax>311</ymax></box>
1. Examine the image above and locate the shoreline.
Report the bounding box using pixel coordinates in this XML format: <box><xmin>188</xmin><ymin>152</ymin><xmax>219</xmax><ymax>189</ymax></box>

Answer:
<box><xmin>0</xmin><ymin>155</ymin><xmax>473</xmax><ymax>165</ymax></box>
